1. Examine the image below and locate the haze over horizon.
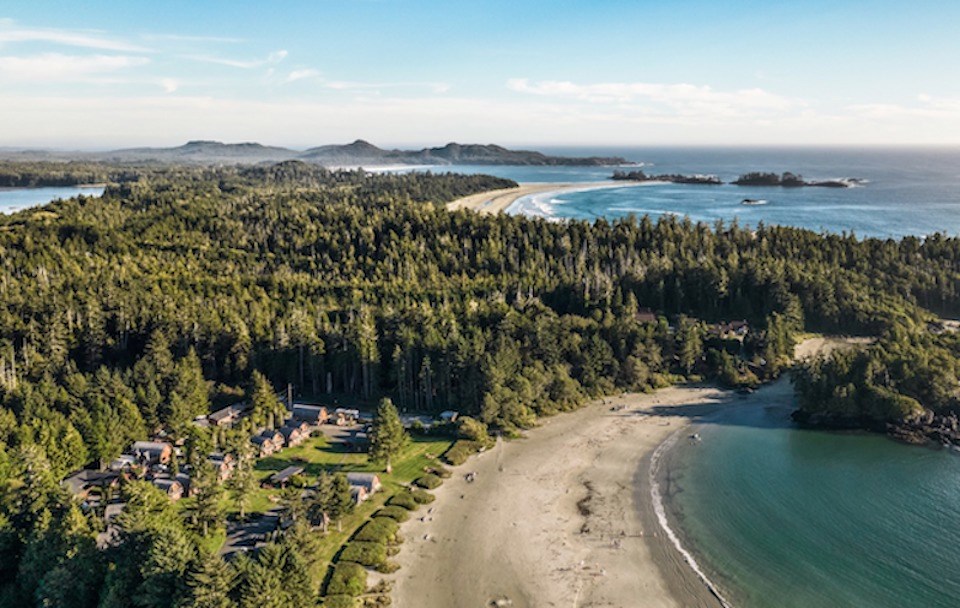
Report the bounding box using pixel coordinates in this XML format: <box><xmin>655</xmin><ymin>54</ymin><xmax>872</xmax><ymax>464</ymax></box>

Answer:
<box><xmin>3</xmin><ymin>0</ymin><xmax>960</xmax><ymax>148</ymax></box>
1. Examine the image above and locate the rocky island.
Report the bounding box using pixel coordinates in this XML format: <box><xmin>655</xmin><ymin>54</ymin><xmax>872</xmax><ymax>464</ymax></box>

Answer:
<box><xmin>610</xmin><ymin>169</ymin><xmax>722</xmax><ymax>185</ymax></box>
<box><xmin>733</xmin><ymin>171</ymin><xmax>864</xmax><ymax>188</ymax></box>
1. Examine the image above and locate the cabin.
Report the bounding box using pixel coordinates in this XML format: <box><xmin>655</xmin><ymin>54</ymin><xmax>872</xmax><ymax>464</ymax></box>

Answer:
<box><xmin>267</xmin><ymin>465</ymin><xmax>305</xmax><ymax>488</ymax></box>
<box><xmin>346</xmin><ymin>472</ymin><xmax>382</xmax><ymax>495</ymax></box>
<box><xmin>279</xmin><ymin>424</ymin><xmax>306</xmax><ymax>447</ymax></box>
<box><xmin>62</xmin><ymin>469</ymin><xmax>120</xmax><ymax>501</ymax></box>
<box><xmin>208</xmin><ymin>402</ymin><xmax>250</xmax><ymax>428</ymax></box>
<box><xmin>131</xmin><ymin>441</ymin><xmax>173</xmax><ymax>465</ymax></box>
<box><xmin>108</xmin><ymin>454</ymin><xmax>138</xmax><ymax>471</ymax></box>
<box><xmin>635</xmin><ymin>307</ymin><xmax>658</xmax><ymax>324</ymax></box>
<box><xmin>208</xmin><ymin>452</ymin><xmax>235</xmax><ymax>481</ymax></box>
<box><xmin>350</xmin><ymin>485</ymin><xmax>368</xmax><ymax>505</ymax></box>
<box><xmin>439</xmin><ymin>410</ymin><xmax>459</xmax><ymax>423</ymax></box>
<box><xmin>334</xmin><ymin>408</ymin><xmax>361</xmax><ymax>426</ymax></box>
<box><xmin>292</xmin><ymin>404</ymin><xmax>328</xmax><ymax>425</ymax></box>
<box><xmin>151</xmin><ymin>478</ymin><xmax>184</xmax><ymax>501</ymax></box>
<box><xmin>251</xmin><ymin>434</ymin><xmax>278</xmax><ymax>457</ymax></box>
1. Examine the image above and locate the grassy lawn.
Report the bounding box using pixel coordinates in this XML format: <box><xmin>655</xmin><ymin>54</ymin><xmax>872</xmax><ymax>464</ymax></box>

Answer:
<box><xmin>220</xmin><ymin>430</ymin><xmax>453</xmax><ymax>568</ymax></box>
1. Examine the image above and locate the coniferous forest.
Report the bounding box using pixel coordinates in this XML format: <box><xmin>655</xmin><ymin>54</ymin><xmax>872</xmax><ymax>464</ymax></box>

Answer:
<box><xmin>0</xmin><ymin>160</ymin><xmax>958</xmax><ymax>606</ymax></box>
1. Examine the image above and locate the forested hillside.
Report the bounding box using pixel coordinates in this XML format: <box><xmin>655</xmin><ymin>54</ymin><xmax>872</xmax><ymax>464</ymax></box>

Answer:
<box><xmin>0</xmin><ymin>161</ymin><xmax>958</xmax><ymax>605</ymax></box>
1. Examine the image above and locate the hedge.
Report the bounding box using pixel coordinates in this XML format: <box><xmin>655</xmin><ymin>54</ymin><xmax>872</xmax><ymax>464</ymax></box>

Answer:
<box><xmin>375</xmin><ymin>506</ymin><xmax>410</xmax><ymax>522</ymax></box>
<box><xmin>353</xmin><ymin>517</ymin><xmax>400</xmax><ymax>543</ymax></box>
<box><xmin>322</xmin><ymin>595</ymin><xmax>357</xmax><ymax>608</ymax></box>
<box><xmin>326</xmin><ymin>562</ymin><xmax>367</xmax><ymax>597</ymax></box>
<box><xmin>427</xmin><ymin>465</ymin><xmax>452</xmax><ymax>479</ymax></box>
<box><xmin>410</xmin><ymin>488</ymin><xmax>435</xmax><ymax>504</ymax></box>
<box><xmin>414</xmin><ymin>474</ymin><xmax>442</xmax><ymax>490</ymax></box>
<box><xmin>340</xmin><ymin>541</ymin><xmax>387</xmax><ymax>569</ymax></box>
<box><xmin>386</xmin><ymin>492</ymin><xmax>419</xmax><ymax>511</ymax></box>
<box><xmin>443</xmin><ymin>440</ymin><xmax>481</xmax><ymax>465</ymax></box>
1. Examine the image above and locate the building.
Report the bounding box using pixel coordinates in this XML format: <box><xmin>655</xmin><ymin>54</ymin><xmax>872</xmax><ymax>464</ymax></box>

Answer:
<box><xmin>108</xmin><ymin>454</ymin><xmax>138</xmax><ymax>471</ymax></box>
<box><xmin>267</xmin><ymin>465</ymin><xmax>304</xmax><ymax>488</ymax></box>
<box><xmin>207</xmin><ymin>402</ymin><xmax>250</xmax><ymax>428</ymax></box>
<box><xmin>152</xmin><ymin>478</ymin><xmax>184</xmax><ymax>501</ymax></box>
<box><xmin>251</xmin><ymin>434</ymin><xmax>277</xmax><ymax>457</ymax></box>
<box><xmin>636</xmin><ymin>307</ymin><xmax>658</xmax><ymax>324</ymax></box>
<box><xmin>62</xmin><ymin>469</ymin><xmax>120</xmax><ymax>501</ymax></box>
<box><xmin>131</xmin><ymin>441</ymin><xmax>173</xmax><ymax>465</ymax></box>
<box><xmin>350</xmin><ymin>485</ymin><xmax>368</xmax><ymax>505</ymax></box>
<box><xmin>334</xmin><ymin>408</ymin><xmax>361</xmax><ymax>426</ymax></box>
<box><xmin>208</xmin><ymin>452</ymin><xmax>235</xmax><ymax>481</ymax></box>
<box><xmin>439</xmin><ymin>410</ymin><xmax>459</xmax><ymax>423</ymax></box>
<box><xmin>279</xmin><ymin>423</ymin><xmax>307</xmax><ymax>447</ymax></box>
<box><xmin>346</xmin><ymin>472</ymin><xmax>382</xmax><ymax>495</ymax></box>
<box><xmin>292</xmin><ymin>404</ymin><xmax>328</xmax><ymax>425</ymax></box>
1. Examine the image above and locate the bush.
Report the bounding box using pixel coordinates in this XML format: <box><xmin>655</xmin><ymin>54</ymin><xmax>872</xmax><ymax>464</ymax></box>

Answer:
<box><xmin>353</xmin><ymin>517</ymin><xmax>400</xmax><ymax>543</ymax></box>
<box><xmin>414</xmin><ymin>474</ymin><xmax>442</xmax><ymax>490</ymax></box>
<box><xmin>386</xmin><ymin>492</ymin><xmax>419</xmax><ymax>511</ymax></box>
<box><xmin>457</xmin><ymin>416</ymin><xmax>490</xmax><ymax>444</ymax></box>
<box><xmin>340</xmin><ymin>541</ymin><xmax>387</xmax><ymax>568</ymax></box>
<box><xmin>376</xmin><ymin>560</ymin><xmax>400</xmax><ymax>574</ymax></box>
<box><xmin>427</xmin><ymin>465</ymin><xmax>451</xmax><ymax>479</ymax></box>
<box><xmin>323</xmin><ymin>595</ymin><xmax>357</xmax><ymax>608</ymax></box>
<box><xmin>410</xmin><ymin>488</ymin><xmax>435</xmax><ymax>504</ymax></box>
<box><xmin>443</xmin><ymin>440</ymin><xmax>481</xmax><ymax>466</ymax></box>
<box><xmin>326</xmin><ymin>562</ymin><xmax>367</xmax><ymax>597</ymax></box>
<box><xmin>375</xmin><ymin>506</ymin><xmax>410</xmax><ymax>522</ymax></box>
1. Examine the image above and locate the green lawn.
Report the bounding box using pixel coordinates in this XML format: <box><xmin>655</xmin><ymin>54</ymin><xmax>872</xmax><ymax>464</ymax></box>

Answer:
<box><xmin>220</xmin><ymin>431</ymin><xmax>453</xmax><ymax>568</ymax></box>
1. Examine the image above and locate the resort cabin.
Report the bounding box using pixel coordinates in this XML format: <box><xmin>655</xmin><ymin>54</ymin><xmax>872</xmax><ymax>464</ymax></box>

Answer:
<box><xmin>279</xmin><ymin>424</ymin><xmax>307</xmax><ymax>448</ymax></box>
<box><xmin>439</xmin><ymin>410</ymin><xmax>459</xmax><ymax>424</ymax></box>
<box><xmin>251</xmin><ymin>434</ymin><xmax>277</xmax><ymax>457</ymax></box>
<box><xmin>258</xmin><ymin>428</ymin><xmax>284</xmax><ymax>447</ymax></box>
<box><xmin>334</xmin><ymin>408</ymin><xmax>361</xmax><ymax>426</ymax></box>
<box><xmin>636</xmin><ymin>307</ymin><xmax>658</xmax><ymax>324</ymax></box>
<box><xmin>62</xmin><ymin>469</ymin><xmax>120</xmax><ymax>501</ymax></box>
<box><xmin>292</xmin><ymin>404</ymin><xmax>328</xmax><ymax>425</ymax></box>
<box><xmin>208</xmin><ymin>452</ymin><xmax>235</xmax><ymax>481</ymax></box>
<box><xmin>346</xmin><ymin>472</ymin><xmax>382</xmax><ymax>495</ymax></box>
<box><xmin>350</xmin><ymin>485</ymin><xmax>368</xmax><ymax>505</ymax></box>
<box><xmin>131</xmin><ymin>441</ymin><xmax>173</xmax><ymax>465</ymax></box>
<box><xmin>151</xmin><ymin>478</ymin><xmax>184</xmax><ymax>502</ymax></box>
<box><xmin>207</xmin><ymin>402</ymin><xmax>250</xmax><ymax>428</ymax></box>
<box><xmin>108</xmin><ymin>454</ymin><xmax>138</xmax><ymax>471</ymax></box>
<box><xmin>267</xmin><ymin>465</ymin><xmax>305</xmax><ymax>488</ymax></box>
<box><xmin>713</xmin><ymin>320</ymin><xmax>749</xmax><ymax>339</ymax></box>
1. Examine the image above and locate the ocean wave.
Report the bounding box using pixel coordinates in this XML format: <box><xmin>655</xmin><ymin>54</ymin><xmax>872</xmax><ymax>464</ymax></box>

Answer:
<box><xmin>650</xmin><ymin>429</ymin><xmax>735</xmax><ymax>608</ymax></box>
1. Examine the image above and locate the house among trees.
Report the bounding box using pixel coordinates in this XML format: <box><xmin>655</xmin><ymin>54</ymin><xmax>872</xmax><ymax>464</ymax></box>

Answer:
<box><xmin>151</xmin><ymin>478</ymin><xmax>184</xmax><ymax>501</ymax></box>
<box><xmin>346</xmin><ymin>472</ymin><xmax>382</xmax><ymax>496</ymax></box>
<box><xmin>108</xmin><ymin>454</ymin><xmax>138</xmax><ymax>471</ymax></box>
<box><xmin>636</xmin><ymin>307</ymin><xmax>658</xmax><ymax>324</ymax></box>
<box><xmin>334</xmin><ymin>408</ymin><xmax>361</xmax><ymax>426</ymax></box>
<box><xmin>130</xmin><ymin>440</ymin><xmax>173</xmax><ymax>465</ymax></box>
<box><xmin>251</xmin><ymin>433</ymin><xmax>278</xmax><ymax>457</ymax></box>
<box><xmin>207</xmin><ymin>401</ymin><xmax>250</xmax><ymax>427</ymax></box>
<box><xmin>350</xmin><ymin>485</ymin><xmax>368</xmax><ymax>504</ymax></box>
<box><xmin>62</xmin><ymin>469</ymin><xmax>120</xmax><ymax>501</ymax></box>
<box><xmin>439</xmin><ymin>410</ymin><xmax>459</xmax><ymax>423</ymax></box>
<box><xmin>208</xmin><ymin>452</ymin><xmax>235</xmax><ymax>481</ymax></box>
<box><xmin>712</xmin><ymin>320</ymin><xmax>750</xmax><ymax>339</ymax></box>
<box><xmin>292</xmin><ymin>404</ymin><xmax>328</xmax><ymax>425</ymax></box>
<box><xmin>267</xmin><ymin>465</ymin><xmax>304</xmax><ymax>488</ymax></box>
<box><xmin>280</xmin><ymin>420</ymin><xmax>309</xmax><ymax>447</ymax></box>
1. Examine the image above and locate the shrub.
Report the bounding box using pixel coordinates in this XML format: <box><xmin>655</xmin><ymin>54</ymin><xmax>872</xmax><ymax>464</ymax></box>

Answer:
<box><xmin>326</xmin><ymin>562</ymin><xmax>367</xmax><ymax>597</ymax></box>
<box><xmin>443</xmin><ymin>440</ymin><xmax>481</xmax><ymax>466</ymax></box>
<box><xmin>386</xmin><ymin>492</ymin><xmax>419</xmax><ymax>511</ymax></box>
<box><xmin>427</xmin><ymin>465</ymin><xmax>451</xmax><ymax>479</ymax></box>
<box><xmin>414</xmin><ymin>474</ymin><xmax>442</xmax><ymax>490</ymax></box>
<box><xmin>410</xmin><ymin>488</ymin><xmax>435</xmax><ymax>504</ymax></box>
<box><xmin>457</xmin><ymin>416</ymin><xmax>490</xmax><ymax>444</ymax></box>
<box><xmin>376</xmin><ymin>560</ymin><xmax>400</xmax><ymax>574</ymax></box>
<box><xmin>353</xmin><ymin>517</ymin><xmax>400</xmax><ymax>543</ymax></box>
<box><xmin>375</xmin><ymin>506</ymin><xmax>410</xmax><ymax>522</ymax></box>
<box><xmin>340</xmin><ymin>541</ymin><xmax>387</xmax><ymax>568</ymax></box>
<box><xmin>323</xmin><ymin>595</ymin><xmax>357</xmax><ymax>608</ymax></box>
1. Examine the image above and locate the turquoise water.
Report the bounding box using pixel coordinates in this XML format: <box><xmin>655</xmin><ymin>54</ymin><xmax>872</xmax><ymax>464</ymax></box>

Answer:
<box><xmin>0</xmin><ymin>186</ymin><xmax>105</xmax><ymax>214</ymax></box>
<box><xmin>663</xmin><ymin>390</ymin><xmax>960</xmax><ymax>608</ymax></box>
<box><xmin>436</xmin><ymin>147</ymin><xmax>960</xmax><ymax>239</ymax></box>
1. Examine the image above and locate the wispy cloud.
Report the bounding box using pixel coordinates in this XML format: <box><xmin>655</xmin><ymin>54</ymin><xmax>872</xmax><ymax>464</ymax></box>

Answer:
<box><xmin>326</xmin><ymin>80</ymin><xmax>450</xmax><ymax>93</ymax></box>
<box><xmin>160</xmin><ymin>78</ymin><xmax>179</xmax><ymax>93</ymax></box>
<box><xmin>185</xmin><ymin>49</ymin><xmax>288</xmax><ymax>69</ymax></box>
<box><xmin>285</xmin><ymin>68</ymin><xmax>320</xmax><ymax>83</ymax></box>
<box><xmin>0</xmin><ymin>23</ymin><xmax>151</xmax><ymax>53</ymax></box>
<box><xmin>140</xmin><ymin>33</ymin><xmax>243</xmax><ymax>44</ymax></box>
<box><xmin>0</xmin><ymin>53</ymin><xmax>149</xmax><ymax>81</ymax></box>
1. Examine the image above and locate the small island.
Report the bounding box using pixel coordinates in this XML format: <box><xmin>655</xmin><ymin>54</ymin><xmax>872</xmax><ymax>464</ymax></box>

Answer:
<box><xmin>611</xmin><ymin>169</ymin><xmax>722</xmax><ymax>185</ymax></box>
<box><xmin>733</xmin><ymin>171</ymin><xmax>864</xmax><ymax>188</ymax></box>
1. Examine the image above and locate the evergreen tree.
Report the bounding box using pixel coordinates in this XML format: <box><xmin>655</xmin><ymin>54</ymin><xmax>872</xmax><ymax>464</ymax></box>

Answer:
<box><xmin>368</xmin><ymin>398</ymin><xmax>408</xmax><ymax>472</ymax></box>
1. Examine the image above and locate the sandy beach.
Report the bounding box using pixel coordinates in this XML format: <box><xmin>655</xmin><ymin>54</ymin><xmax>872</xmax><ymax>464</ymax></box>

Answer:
<box><xmin>392</xmin><ymin>386</ymin><xmax>735</xmax><ymax>608</ymax></box>
<box><xmin>446</xmin><ymin>181</ymin><xmax>652</xmax><ymax>215</ymax></box>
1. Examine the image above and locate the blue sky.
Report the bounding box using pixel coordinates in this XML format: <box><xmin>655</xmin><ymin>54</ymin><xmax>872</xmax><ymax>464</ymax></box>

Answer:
<box><xmin>1</xmin><ymin>0</ymin><xmax>959</xmax><ymax>147</ymax></box>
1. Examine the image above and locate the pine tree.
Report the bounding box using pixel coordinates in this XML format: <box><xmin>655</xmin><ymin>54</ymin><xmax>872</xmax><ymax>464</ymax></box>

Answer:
<box><xmin>368</xmin><ymin>398</ymin><xmax>408</xmax><ymax>472</ymax></box>
<box><xmin>185</xmin><ymin>552</ymin><xmax>234</xmax><ymax>608</ymax></box>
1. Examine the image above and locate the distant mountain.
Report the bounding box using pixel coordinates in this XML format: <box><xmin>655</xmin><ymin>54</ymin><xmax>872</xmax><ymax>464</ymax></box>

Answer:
<box><xmin>0</xmin><ymin>140</ymin><xmax>631</xmax><ymax>167</ymax></box>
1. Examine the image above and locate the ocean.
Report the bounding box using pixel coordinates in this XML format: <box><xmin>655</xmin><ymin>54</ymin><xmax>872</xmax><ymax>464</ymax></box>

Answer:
<box><xmin>445</xmin><ymin>146</ymin><xmax>960</xmax><ymax>239</ymax></box>
<box><xmin>660</xmin><ymin>384</ymin><xmax>960</xmax><ymax>608</ymax></box>
<box><xmin>0</xmin><ymin>186</ymin><xmax>105</xmax><ymax>214</ymax></box>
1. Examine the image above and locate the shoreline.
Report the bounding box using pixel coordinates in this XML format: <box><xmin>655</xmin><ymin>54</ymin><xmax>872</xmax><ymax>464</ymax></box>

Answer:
<box><xmin>391</xmin><ymin>386</ymin><xmax>732</xmax><ymax>608</ymax></box>
<box><xmin>446</xmin><ymin>180</ymin><xmax>654</xmax><ymax>215</ymax></box>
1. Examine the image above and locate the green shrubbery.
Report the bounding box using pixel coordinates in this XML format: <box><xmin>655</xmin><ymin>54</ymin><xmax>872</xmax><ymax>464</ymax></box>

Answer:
<box><xmin>375</xmin><ymin>506</ymin><xmax>410</xmax><ymax>522</ymax></box>
<box><xmin>353</xmin><ymin>517</ymin><xmax>400</xmax><ymax>544</ymax></box>
<box><xmin>386</xmin><ymin>492</ymin><xmax>419</xmax><ymax>510</ymax></box>
<box><xmin>443</xmin><ymin>440</ymin><xmax>482</xmax><ymax>465</ymax></box>
<box><xmin>427</xmin><ymin>465</ymin><xmax>451</xmax><ymax>479</ymax></box>
<box><xmin>340</xmin><ymin>541</ymin><xmax>387</xmax><ymax>569</ymax></box>
<box><xmin>410</xmin><ymin>489</ymin><xmax>435</xmax><ymax>504</ymax></box>
<box><xmin>322</xmin><ymin>595</ymin><xmax>357</xmax><ymax>608</ymax></box>
<box><xmin>413</xmin><ymin>474</ymin><xmax>442</xmax><ymax>489</ymax></box>
<box><xmin>326</xmin><ymin>562</ymin><xmax>368</xmax><ymax>597</ymax></box>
